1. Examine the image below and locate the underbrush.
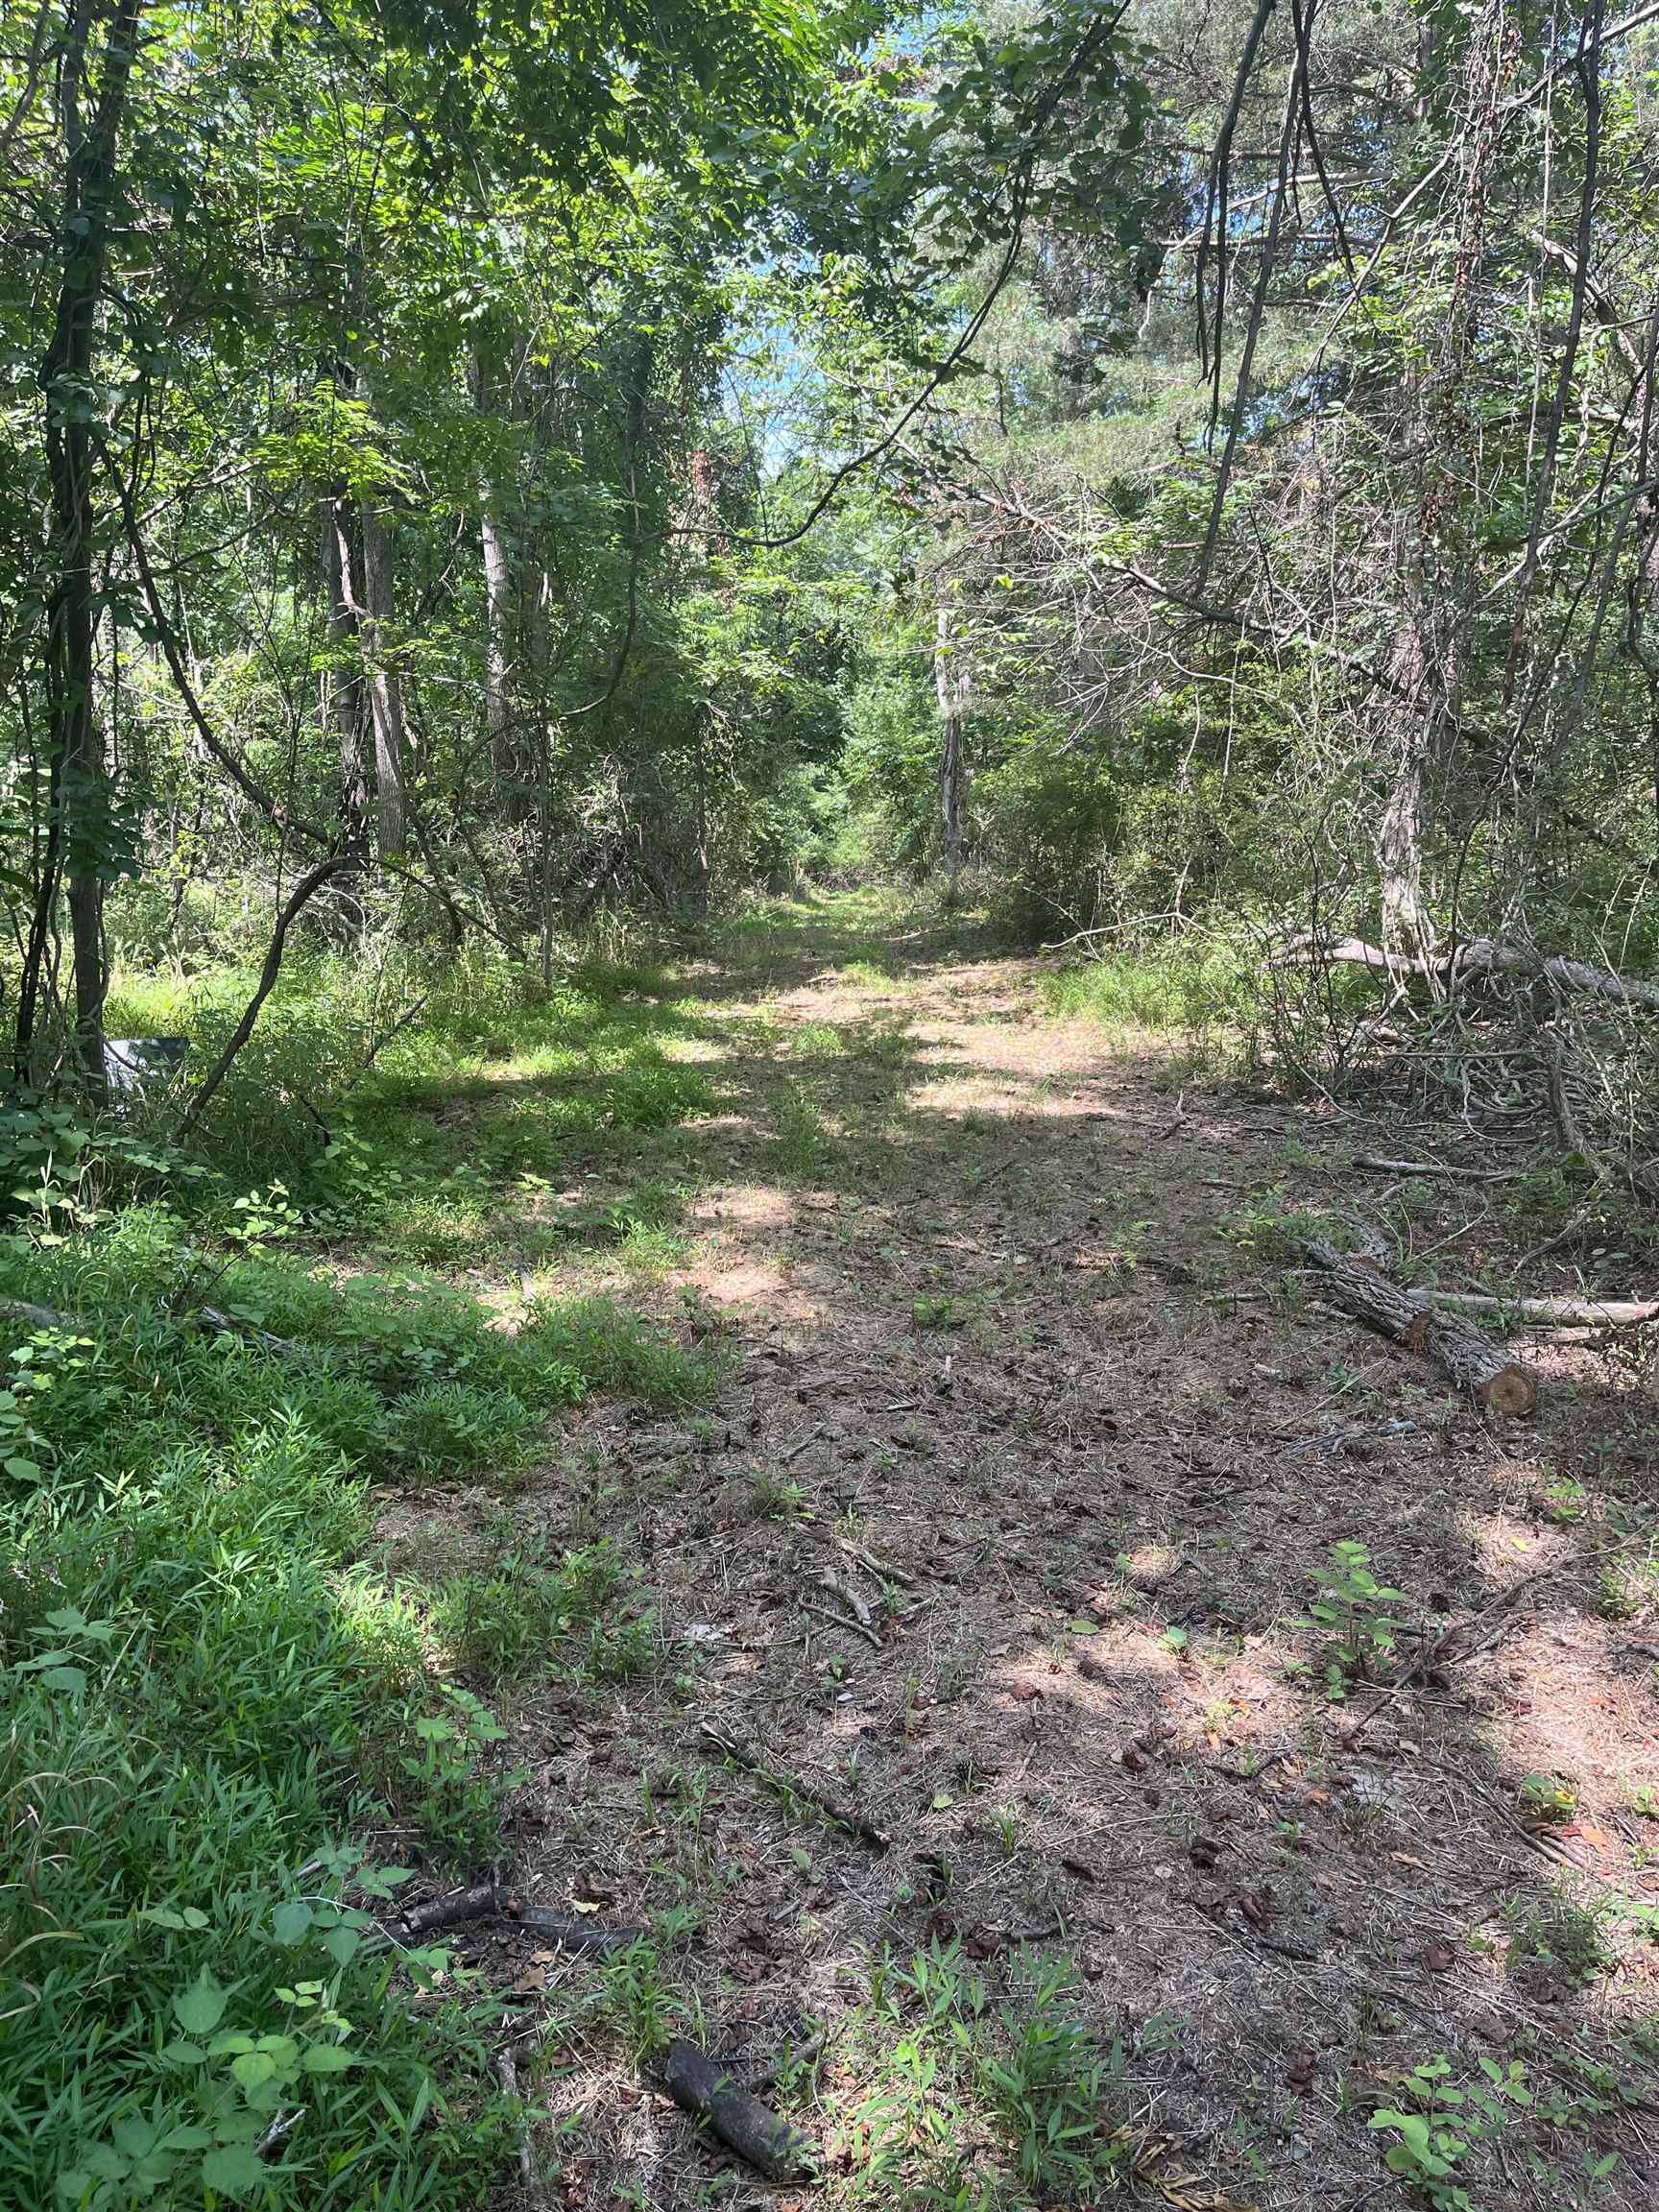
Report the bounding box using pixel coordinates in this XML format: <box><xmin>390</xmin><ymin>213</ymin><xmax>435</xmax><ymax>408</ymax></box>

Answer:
<box><xmin>101</xmin><ymin>936</ymin><xmax>716</xmax><ymax>1196</ymax></box>
<box><xmin>841</xmin><ymin>1940</ymin><xmax>1131</xmax><ymax>2205</ymax></box>
<box><xmin>0</xmin><ymin>1204</ymin><xmax>709</xmax><ymax>2206</ymax></box>
<box><xmin>1042</xmin><ymin>937</ymin><xmax>1255</xmax><ymax>1064</ymax></box>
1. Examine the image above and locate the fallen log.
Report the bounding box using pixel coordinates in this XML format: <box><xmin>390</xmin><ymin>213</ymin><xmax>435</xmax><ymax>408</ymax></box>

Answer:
<box><xmin>0</xmin><ymin>1294</ymin><xmax>297</xmax><ymax>1359</ymax></box>
<box><xmin>1282</xmin><ymin>934</ymin><xmax>1659</xmax><ymax>1011</ymax></box>
<box><xmin>661</xmin><ymin>2039</ymin><xmax>817</xmax><ymax>2182</ymax></box>
<box><xmin>1420</xmin><ymin>1289</ymin><xmax>1659</xmax><ymax>1328</ymax></box>
<box><xmin>395</xmin><ymin>1884</ymin><xmax>642</xmax><ymax>1957</ymax></box>
<box><xmin>1297</xmin><ymin>1236</ymin><xmax>1538</xmax><ymax>1415</ymax></box>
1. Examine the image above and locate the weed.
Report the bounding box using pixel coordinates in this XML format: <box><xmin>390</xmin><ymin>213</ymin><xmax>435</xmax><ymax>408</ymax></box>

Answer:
<box><xmin>390</xmin><ymin>1380</ymin><xmax>531</xmax><ymax>1473</ymax></box>
<box><xmin>777</xmin><ymin>1088</ymin><xmax>828</xmax><ymax>1177</ymax></box>
<box><xmin>430</xmin><ymin>1529</ymin><xmax>624</xmax><ymax>1682</ymax></box>
<box><xmin>527</xmin><ymin>1293</ymin><xmax>717</xmax><ymax>1406</ymax></box>
<box><xmin>396</xmin><ymin>1683</ymin><xmax>512</xmax><ymax>1863</ymax></box>
<box><xmin>1305</xmin><ymin>1540</ymin><xmax>1406</xmax><ymax>1696</ymax></box>
<box><xmin>1368</xmin><ymin>2053</ymin><xmax>1531</xmax><ymax>2210</ymax></box>
<box><xmin>1519</xmin><ymin>1772</ymin><xmax>1579</xmax><ymax>1824</ymax></box>
<box><xmin>854</xmin><ymin>1939</ymin><xmax>1127</xmax><ymax>2203</ymax></box>
<box><xmin>751</xmin><ymin>1465</ymin><xmax>809</xmax><ymax>1521</ymax></box>
<box><xmin>1509</xmin><ymin>1893</ymin><xmax>1613</xmax><ymax>1987</ymax></box>
<box><xmin>600</xmin><ymin>1941</ymin><xmax>687</xmax><ymax>2062</ymax></box>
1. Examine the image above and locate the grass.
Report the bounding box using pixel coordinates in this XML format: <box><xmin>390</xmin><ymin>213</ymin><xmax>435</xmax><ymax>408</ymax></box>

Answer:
<box><xmin>0</xmin><ymin>1087</ymin><xmax>713</xmax><ymax>2203</ymax></box>
<box><xmin>842</xmin><ymin>1940</ymin><xmax>1131</xmax><ymax>2206</ymax></box>
<box><xmin>1042</xmin><ymin>937</ymin><xmax>1251</xmax><ymax>1061</ymax></box>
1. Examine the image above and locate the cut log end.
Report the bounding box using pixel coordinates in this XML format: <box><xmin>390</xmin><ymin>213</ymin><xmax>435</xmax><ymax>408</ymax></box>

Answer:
<box><xmin>1478</xmin><ymin>1364</ymin><xmax>1538</xmax><ymax>1418</ymax></box>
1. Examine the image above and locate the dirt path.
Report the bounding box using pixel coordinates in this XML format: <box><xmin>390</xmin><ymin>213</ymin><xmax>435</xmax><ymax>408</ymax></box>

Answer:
<box><xmin>391</xmin><ymin>897</ymin><xmax>1659</xmax><ymax>2211</ymax></box>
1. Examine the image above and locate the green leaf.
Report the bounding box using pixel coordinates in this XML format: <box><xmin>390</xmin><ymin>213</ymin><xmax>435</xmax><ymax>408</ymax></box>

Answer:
<box><xmin>272</xmin><ymin>1899</ymin><xmax>313</xmax><ymax>1945</ymax></box>
<box><xmin>174</xmin><ymin>1969</ymin><xmax>229</xmax><ymax>2036</ymax></box>
<box><xmin>229</xmin><ymin>2049</ymin><xmax>280</xmax><ymax>2091</ymax></box>
<box><xmin>301</xmin><ymin>2042</ymin><xmax>356</xmax><ymax>2073</ymax></box>
<box><xmin>322</xmin><ymin>1922</ymin><xmax>361</xmax><ymax>1966</ymax></box>
<box><xmin>200</xmin><ymin>2143</ymin><xmax>267</xmax><ymax>2195</ymax></box>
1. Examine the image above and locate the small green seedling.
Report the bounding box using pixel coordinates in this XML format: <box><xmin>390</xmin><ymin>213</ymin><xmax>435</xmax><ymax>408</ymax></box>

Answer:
<box><xmin>1306</xmin><ymin>1540</ymin><xmax>1406</xmax><ymax>1696</ymax></box>
<box><xmin>1518</xmin><ymin>1772</ymin><xmax>1578</xmax><ymax>1824</ymax></box>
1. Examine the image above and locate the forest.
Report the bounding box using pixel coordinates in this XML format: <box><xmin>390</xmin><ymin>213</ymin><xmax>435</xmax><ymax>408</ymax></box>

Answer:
<box><xmin>2</xmin><ymin>0</ymin><xmax>1658</xmax><ymax>2206</ymax></box>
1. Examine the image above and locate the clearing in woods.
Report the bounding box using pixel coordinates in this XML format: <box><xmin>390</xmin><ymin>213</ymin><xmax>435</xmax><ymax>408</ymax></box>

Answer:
<box><xmin>381</xmin><ymin>893</ymin><xmax>1659</xmax><ymax>2210</ymax></box>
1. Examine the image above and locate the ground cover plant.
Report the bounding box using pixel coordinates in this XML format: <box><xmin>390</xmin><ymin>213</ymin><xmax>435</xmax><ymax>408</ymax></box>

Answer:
<box><xmin>0</xmin><ymin>961</ymin><xmax>720</xmax><ymax>2203</ymax></box>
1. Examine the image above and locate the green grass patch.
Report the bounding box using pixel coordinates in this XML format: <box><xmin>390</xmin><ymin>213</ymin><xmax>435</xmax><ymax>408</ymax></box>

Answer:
<box><xmin>1043</xmin><ymin>939</ymin><xmax>1250</xmax><ymax>1046</ymax></box>
<box><xmin>0</xmin><ymin>1190</ymin><xmax>709</xmax><ymax>2204</ymax></box>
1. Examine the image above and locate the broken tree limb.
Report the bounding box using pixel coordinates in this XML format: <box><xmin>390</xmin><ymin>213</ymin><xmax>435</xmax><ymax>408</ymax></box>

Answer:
<box><xmin>1283</xmin><ymin>933</ymin><xmax>1659</xmax><ymax>1011</ymax></box>
<box><xmin>833</xmin><ymin>1534</ymin><xmax>916</xmax><ymax>1587</ymax></box>
<box><xmin>1296</xmin><ymin>1235</ymin><xmax>1538</xmax><ymax>1414</ymax></box>
<box><xmin>698</xmin><ymin>1719</ymin><xmax>889</xmax><ymax>1849</ymax></box>
<box><xmin>802</xmin><ymin>1599</ymin><xmax>883</xmax><ymax>1648</ymax></box>
<box><xmin>817</xmin><ymin>1567</ymin><xmax>874</xmax><ymax>1628</ymax></box>
<box><xmin>1356</xmin><ymin>1155</ymin><xmax>1524</xmax><ymax>1182</ymax></box>
<box><xmin>661</xmin><ymin>2040</ymin><xmax>818</xmax><ymax>2182</ymax></box>
<box><xmin>494</xmin><ymin>2047</ymin><xmax>535</xmax><ymax>2190</ymax></box>
<box><xmin>1418</xmin><ymin>1289</ymin><xmax>1659</xmax><ymax>1327</ymax></box>
<box><xmin>394</xmin><ymin>1884</ymin><xmax>642</xmax><ymax>1956</ymax></box>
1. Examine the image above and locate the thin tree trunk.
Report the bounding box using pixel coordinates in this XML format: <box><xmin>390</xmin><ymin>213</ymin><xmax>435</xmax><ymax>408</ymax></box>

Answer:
<box><xmin>358</xmin><ymin>498</ymin><xmax>407</xmax><ymax>860</ymax></box>
<box><xmin>25</xmin><ymin>0</ymin><xmax>145</xmax><ymax>1096</ymax></box>
<box><xmin>934</xmin><ymin>606</ymin><xmax>968</xmax><ymax>898</ymax></box>
<box><xmin>472</xmin><ymin>335</ymin><xmax>516</xmax><ymax>790</ymax></box>
<box><xmin>323</xmin><ymin>492</ymin><xmax>368</xmax><ymax>849</ymax></box>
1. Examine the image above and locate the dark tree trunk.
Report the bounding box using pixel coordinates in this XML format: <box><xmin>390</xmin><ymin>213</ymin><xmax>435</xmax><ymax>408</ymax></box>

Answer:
<box><xmin>20</xmin><ymin>0</ymin><xmax>145</xmax><ymax>1095</ymax></box>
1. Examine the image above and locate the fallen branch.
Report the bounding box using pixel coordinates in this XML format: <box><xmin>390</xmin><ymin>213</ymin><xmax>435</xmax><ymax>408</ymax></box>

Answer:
<box><xmin>698</xmin><ymin>1719</ymin><xmax>889</xmax><ymax>1849</ymax></box>
<box><xmin>1294</xmin><ymin>1232</ymin><xmax>1538</xmax><ymax>1414</ymax></box>
<box><xmin>1284</xmin><ymin>933</ymin><xmax>1659</xmax><ymax>1011</ymax></box>
<box><xmin>834</xmin><ymin>1535</ymin><xmax>916</xmax><ymax>1588</ymax></box>
<box><xmin>660</xmin><ymin>2039</ymin><xmax>817</xmax><ymax>2181</ymax></box>
<box><xmin>1421</xmin><ymin>1289</ymin><xmax>1659</xmax><ymax>1327</ymax></box>
<box><xmin>1356</xmin><ymin>1155</ymin><xmax>1523</xmax><ymax>1183</ymax></box>
<box><xmin>802</xmin><ymin>1599</ymin><xmax>883</xmax><ymax>1648</ymax></box>
<box><xmin>817</xmin><ymin>1568</ymin><xmax>874</xmax><ymax>1628</ymax></box>
<box><xmin>395</xmin><ymin>1884</ymin><xmax>642</xmax><ymax>1957</ymax></box>
<box><xmin>494</xmin><ymin>2047</ymin><xmax>535</xmax><ymax>2191</ymax></box>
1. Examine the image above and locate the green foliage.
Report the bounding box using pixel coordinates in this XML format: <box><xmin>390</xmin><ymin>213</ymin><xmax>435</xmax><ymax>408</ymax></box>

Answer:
<box><xmin>0</xmin><ymin>1162</ymin><xmax>702</xmax><ymax>2200</ymax></box>
<box><xmin>1368</xmin><ymin>2054</ymin><xmax>1533</xmax><ymax>2211</ymax></box>
<box><xmin>430</xmin><ymin>1526</ymin><xmax>629</xmax><ymax>1683</ymax></box>
<box><xmin>852</xmin><ymin>1938</ymin><xmax>1129</xmax><ymax>2204</ymax></box>
<box><xmin>526</xmin><ymin>1293</ymin><xmax>719</xmax><ymax>1406</ymax></box>
<box><xmin>1305</xmin><ymin>1541</ymin><xmax>1407</xmax><ymax>1697</ymax></box>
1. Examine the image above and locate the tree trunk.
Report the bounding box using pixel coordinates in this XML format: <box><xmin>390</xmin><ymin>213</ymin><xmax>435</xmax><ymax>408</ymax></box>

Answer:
<box><xmin>471</xmin><ymin>336</ymin><xmax>517</xmax><ymax>789</ymax></box>
<box><xmin>23</xmin><ymin>0</ymin><xmax>146</xmax><ymax>1096</ymax></box>
<box><xmin>358</xmin><ymin>498</ymin><xmax>407</xmax><ymax>860</ymax></box>
<box><xmin>323</xmin><ymin>492</ymin><xmax>368</xmax><ymax>853</ymax></box>
<box><xmin>934</xmin><ymin>606</ymin><xmax>968</xmax><ymax>898</ymax></box>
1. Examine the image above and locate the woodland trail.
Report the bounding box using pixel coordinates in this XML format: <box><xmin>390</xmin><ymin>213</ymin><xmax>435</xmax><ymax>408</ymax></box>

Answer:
<box><xmin>383</xmin><ymin>894</ymin><xmax>1659</xmax><ymax>2211</ymax></box>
